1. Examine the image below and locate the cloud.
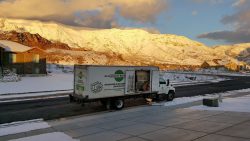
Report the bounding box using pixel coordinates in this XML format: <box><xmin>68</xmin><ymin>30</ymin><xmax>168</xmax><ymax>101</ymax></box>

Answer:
<box><xmin>232</xmin><ymin>0</ymin><xmax>246</xmax><ymax>7</ymax></box>
<box><xmin>0</xmin><ymin>0</ymin><xmax>168</xmax><ymax>28</ymax></box>
<box><xmin>198</xmin><ymin>31</ymin><xmax>250</xmax><ymax>43</ymax></box>
<box><xmin>73</xmin><ymin>7</ymin><xmax>118</xmax><ymax>28</ymax></box>
<box><xmin>117</xmin><ymin>0</ymin><xmax>168</xmax><ymax>23</ymax></box>
<box><xmin>192</xmin><ymin>0</ymin><xmax>224</xmax><ymax>5</ymax></box>
<box><xmin>197</xmin><ymin>0</ymin><xmax>250</xmax><ymax>43</ymax></box>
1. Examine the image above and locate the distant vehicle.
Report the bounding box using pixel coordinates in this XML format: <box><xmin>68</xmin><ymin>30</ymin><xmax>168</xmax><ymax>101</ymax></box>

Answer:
<box><xmin>70</xmin><ymin>65</ymin><xmax>175</xmax><ymax>110</ymax></box>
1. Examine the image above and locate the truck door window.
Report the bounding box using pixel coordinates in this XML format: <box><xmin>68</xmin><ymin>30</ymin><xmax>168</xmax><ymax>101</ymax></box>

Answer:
<box><xmin>160</xmin><ymin>81</ymin><xmax>166</xmax><ymax>84</ymax></box>
<box><xmin>159</xmin><ymin>78</ymin><xmax>166</xmax><ymax>84</ymax></box>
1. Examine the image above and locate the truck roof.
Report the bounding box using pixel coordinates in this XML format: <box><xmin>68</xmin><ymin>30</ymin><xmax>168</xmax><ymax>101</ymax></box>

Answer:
<box><xmin>74</xmin><ymin>65</ymin><xmax>159</xmax><ymax>69</ymax></box>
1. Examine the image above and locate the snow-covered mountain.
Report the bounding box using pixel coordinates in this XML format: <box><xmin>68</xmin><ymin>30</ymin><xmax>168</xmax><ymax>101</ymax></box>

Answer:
<box><xmin>2</xmin><ymin>18</ymin><xmax>249</xmax><ymax>68</ymax></box>
<box><xmin>214</xmin><ymin>44</ymin><xmax>250</xmax><ymax>64</ymax></box>
<box><xmin>0</xmin><ymin>18</ymin><xmax>231</xmax><ymax>66</ymax></box>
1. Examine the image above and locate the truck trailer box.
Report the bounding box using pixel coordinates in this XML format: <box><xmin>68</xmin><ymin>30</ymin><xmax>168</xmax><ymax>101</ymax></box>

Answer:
<box><xmin>71</xmin><ymin>65</ymin><xmax>175</xmax><ymax>109</ymax></box>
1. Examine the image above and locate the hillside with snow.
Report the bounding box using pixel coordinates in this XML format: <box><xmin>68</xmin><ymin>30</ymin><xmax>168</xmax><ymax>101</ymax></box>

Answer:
<box><xmin>0</xmin><ymin>18</ymin><xmax>233</xmax><ymax>66</ymax></box>
<box><xmin>214</xmin><ymin>44</ymin><xmax>250</xmax><ymax>64</ymax></box>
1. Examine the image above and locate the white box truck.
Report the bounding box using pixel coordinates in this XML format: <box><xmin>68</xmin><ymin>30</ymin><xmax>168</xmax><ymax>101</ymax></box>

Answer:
<box><xmin>70</xmin><ymin>65</ymin><xmax>175</xmax><ymax>110</ymax></box>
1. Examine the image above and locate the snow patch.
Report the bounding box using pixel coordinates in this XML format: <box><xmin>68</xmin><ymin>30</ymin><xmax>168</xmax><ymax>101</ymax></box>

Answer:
<box><xmin>0</xmin><ymin>40</ymin><xmax>31</xmax><ymax>52</ymax></box>
<box><xmin>163</xmin><ymin>72</ymin><xmax>219</xmax><ymax>82</ymax></box>
<box><xmin>8</xmin><ymin>132</ymin><xmax>79</xmax><ymax>141</ymax></box>
<box><xmin>0</xmin><ymin>119</ymin><xmax>50</xmax><ymax>137</ymax></box>
<box><xmin>196</xmin><ymin>70</ymin><xmax>250</xmax><ymax>76</ymax></box>
<box><xmin>0</xmin><ymin>73</ymin><xmax>73</xmax><ymax>95</ymax></box>
<box><xmin>163</xmin><ymin>72</ymin><xmax>228</xmax><ymax>87</ymax></box>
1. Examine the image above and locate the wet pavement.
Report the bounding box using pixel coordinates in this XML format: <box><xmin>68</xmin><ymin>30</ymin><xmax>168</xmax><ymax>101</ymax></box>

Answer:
<box><xmin>1</xmin><ymin>94</ymin><xmax>250</xmax><ymax>141</ymax></box>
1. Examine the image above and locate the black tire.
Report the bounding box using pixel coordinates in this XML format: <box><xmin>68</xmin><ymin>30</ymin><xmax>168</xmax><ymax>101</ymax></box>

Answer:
<box><xmin>167</xmin><ymin>91</ymin><xmax>175</xmax><ymax>101</ymax></box>
<box><xmin>112</xmin><ymin>99</ymin><xmax>124</xmax><ymax>110</ymax></box>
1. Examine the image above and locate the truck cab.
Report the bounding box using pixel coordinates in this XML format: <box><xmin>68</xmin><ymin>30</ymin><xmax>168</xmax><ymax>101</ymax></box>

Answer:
<box><xmin>157</xmin><ymin>78</ymin><xmax>175</xmax><ymax>101</ymax></box>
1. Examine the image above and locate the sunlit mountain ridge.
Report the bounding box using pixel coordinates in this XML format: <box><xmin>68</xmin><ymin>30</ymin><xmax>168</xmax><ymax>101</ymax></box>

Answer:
<box><xmin>0</xmin><ymin>18</ymin><xmax>248</xmax><ymax>67</ymax></box>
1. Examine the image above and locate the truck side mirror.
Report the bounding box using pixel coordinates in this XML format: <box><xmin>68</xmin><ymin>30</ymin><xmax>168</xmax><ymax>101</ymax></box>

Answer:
<box><xmin>167</xmin><ymin>79</ymin><xmax>170</xmax><ymax>86</ymax></box>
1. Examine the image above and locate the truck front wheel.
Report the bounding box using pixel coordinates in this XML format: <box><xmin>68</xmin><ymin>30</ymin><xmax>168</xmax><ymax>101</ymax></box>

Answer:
<box><xmin>167</xmin><ymin>91</ymin><xmax>175</xmax><ymax>101</ymax></box>
<box><xmin>113</xmin><ymin>99</ymin><xmax>124</xmax><ymax>110</ymax></box>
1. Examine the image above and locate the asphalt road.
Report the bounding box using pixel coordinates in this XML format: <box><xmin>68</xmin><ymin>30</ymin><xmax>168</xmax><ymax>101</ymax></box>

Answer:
<box><xmin>176</xmin><ymin>76</ymin><xmax>250</xmax><ymax>97</ymax></box>
<box><xmin>0</xmin><ymin>76</ymin><xmax>250</xmax><ymax>124</ymax></box>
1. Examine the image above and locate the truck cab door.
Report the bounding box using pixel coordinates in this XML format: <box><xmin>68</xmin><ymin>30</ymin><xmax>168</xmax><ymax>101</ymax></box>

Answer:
<box><xmin>125</xmin><ymin>71</ymin><xmax>135</xmax><ymax>94</ymax></box>
<box><xmin>151</xmin><ymin>70</ymin><xmax>160</xmax><ymax>92</ymax></box>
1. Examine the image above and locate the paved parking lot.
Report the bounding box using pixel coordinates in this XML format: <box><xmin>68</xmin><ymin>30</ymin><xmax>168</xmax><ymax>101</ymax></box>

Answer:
<box><xmin>2</xmin><ymin>102</ymin><xmax>250</xmax><ymax>141</ymax></box>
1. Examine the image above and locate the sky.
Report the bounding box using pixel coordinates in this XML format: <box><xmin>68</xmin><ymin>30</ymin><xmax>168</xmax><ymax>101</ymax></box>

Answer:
<box><xmin>0</xmin><ymin>0</ymin><xmax>249</xmax><ymax>46</ymax></box>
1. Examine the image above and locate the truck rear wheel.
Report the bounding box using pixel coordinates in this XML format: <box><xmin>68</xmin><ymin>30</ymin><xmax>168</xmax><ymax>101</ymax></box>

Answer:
<box><xmin>113</xmin><ymin>99</ymin><xmax>124</xmax><ymax>110</ymax></box>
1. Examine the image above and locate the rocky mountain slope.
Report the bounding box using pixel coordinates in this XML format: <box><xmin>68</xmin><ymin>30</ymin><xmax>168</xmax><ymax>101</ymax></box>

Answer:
<box><xmin>0</xmin><ymin>31</ymin><xmax>70</xmax><ymax>50</ymax></box>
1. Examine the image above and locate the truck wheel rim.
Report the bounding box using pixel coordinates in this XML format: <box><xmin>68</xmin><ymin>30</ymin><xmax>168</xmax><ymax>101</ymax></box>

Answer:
<box><xmin>169</xmin><ymin>93</ymin><xmax>173</xmax><ymax>99</ymax></box>
<box><xmin>116</xmin><ymin>100</ymin><xmax>123</xmax><ymax>108</ymax></box>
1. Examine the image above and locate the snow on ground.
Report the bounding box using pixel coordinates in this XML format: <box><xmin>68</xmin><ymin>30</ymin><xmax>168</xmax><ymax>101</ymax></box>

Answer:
<box><xmin>169</xmin><ymin>69</ymin><xmax>250</xmax><ymax>77</ymax></box>
<box><xmin>152</xmin><ymin>88</ymin><xmax>250</xmax><ymax>107</ymax></box>
<box><xmin>163</xmin><ymin>72</ymin><xmax>227</xmax><ymax>87</ymax></box>
<box><xmin>189</xmin><ymin>94</ymin><xmax>250</xmax><ymax>113</ymax></box>
<box><xmin>0</xmin><ymin>119</ymin><xmax>50</xmax><ymax>137</ymax></box>
<box><xmin>0</xmin><ymin>73</ymin><xmax>73</xmax><ymax>95</ymax></box>
<box><xmin>9</xmin><ymin>132</ymin><xmax>79</xmax><ymax>141</ymax></box>
<box><xmin>163</xmin><ymin>72</ymin><xmax>220</xmax><ymax>82</ymax></box>
<box><xmin>197</xmin><ymin>71</ymin><xmax>250</xmax><ymax>77</ymax></box>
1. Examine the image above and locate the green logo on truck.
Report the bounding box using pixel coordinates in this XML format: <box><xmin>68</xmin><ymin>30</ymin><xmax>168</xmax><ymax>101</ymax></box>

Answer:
<box><xmin>105</xmin><ymin>70</ymin><xmax>125</xmax><ymax>82</ymax></box>
<box><xmin>114</xmin><ymin>70</ymin><xmax>124</xmax><ymax>82</ymax></box>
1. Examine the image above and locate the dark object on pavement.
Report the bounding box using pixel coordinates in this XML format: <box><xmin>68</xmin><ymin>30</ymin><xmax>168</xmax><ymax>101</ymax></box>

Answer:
<box><xmin>203</xmin><ymin>98</ymin><xmax>219</xmax><ymax>107</ymax></box>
